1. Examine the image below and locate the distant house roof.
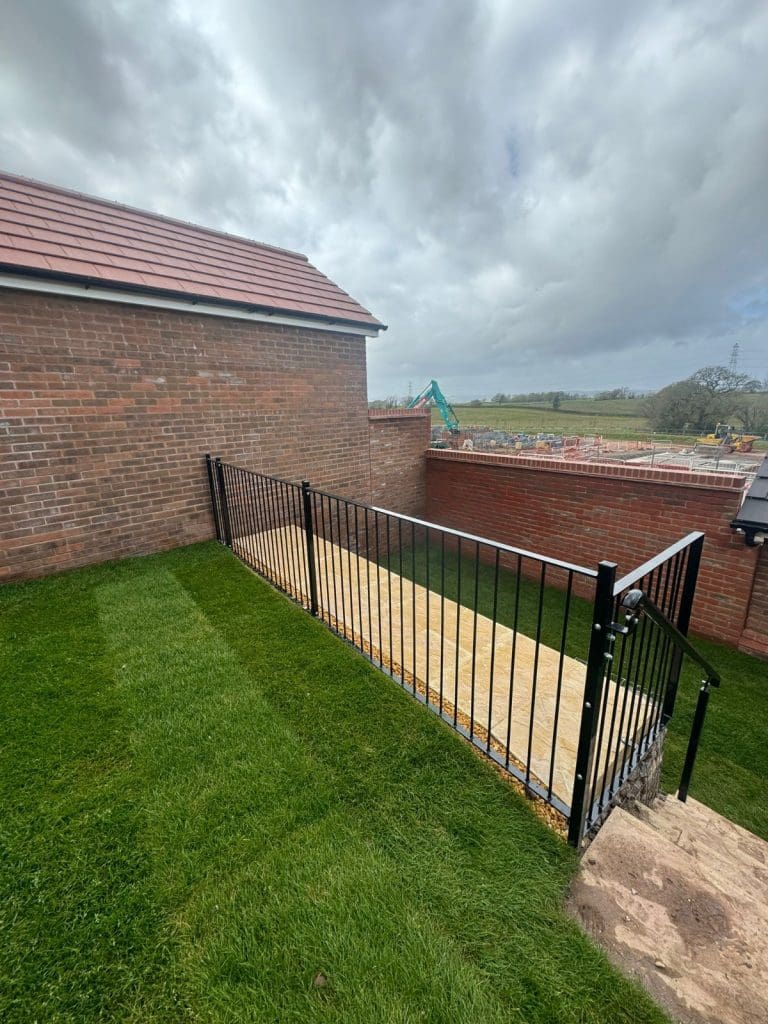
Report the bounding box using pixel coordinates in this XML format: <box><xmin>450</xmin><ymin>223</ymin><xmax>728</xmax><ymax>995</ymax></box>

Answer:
<box><xmin>731</xmin><ymin>456</ymin><xmax>768</xmax><ymax>545</ymax></box>
<box><xmin>0</xmin><ymin>171</ymin><xmax>385</xmax><ymax>333</ymax></box>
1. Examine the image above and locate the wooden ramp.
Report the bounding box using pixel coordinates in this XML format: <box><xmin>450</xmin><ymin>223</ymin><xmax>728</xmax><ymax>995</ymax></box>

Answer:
<box><xmin>234</xmin><ymin>525</ymin><xmax>653</xmax><ymax>810</ymax></box>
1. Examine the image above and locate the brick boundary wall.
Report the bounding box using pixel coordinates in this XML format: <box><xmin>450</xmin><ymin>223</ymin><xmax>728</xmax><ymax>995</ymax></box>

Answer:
<box><xmin>740</xmin><ymin>546</ymin><xmax>768</xmax><ymax>658</ymax></box>
<box><xmin>425</xmin><ymin>449</ymin><xmax>764</xmax><ymax>652</ymax></box>
<box><xmin>368</xmin><ymin>409</ymin><xmax>432</xmax><ymax>517</ymax></box>
<box><xmin>1</xmin><ymin>289</ymin><xmax>372</xmax><ymax>582</ymax></box>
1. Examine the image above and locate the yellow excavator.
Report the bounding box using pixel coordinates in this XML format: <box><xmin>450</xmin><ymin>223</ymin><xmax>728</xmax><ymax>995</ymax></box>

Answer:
<box><xmin>696</xmin><ymin>423</ymin><xmax>759</xmax><ymax>454</ymax></box>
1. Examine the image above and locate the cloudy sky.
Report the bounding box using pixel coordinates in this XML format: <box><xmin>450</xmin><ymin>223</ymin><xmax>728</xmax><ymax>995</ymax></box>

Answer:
<box><xmin>1</xmin><ymin>0</ymin><xmax>767</xmax><ymax>400</ymax></box>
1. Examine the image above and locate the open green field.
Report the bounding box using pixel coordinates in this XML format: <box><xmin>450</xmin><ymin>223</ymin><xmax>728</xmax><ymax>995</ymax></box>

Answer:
<box><xmin>436</xmin><ymin>404</ymin><xmax>662</xmax><ymax>441</ymax></box>
<box><xmin>436</xmin><ymin>393</ymin><xmax>768</xmax><ymax>446</ymax></box>
<box><xmin>1</xmin><ymin>543</ymin><xmax>672</xmax><ymax>1024</ymax></box>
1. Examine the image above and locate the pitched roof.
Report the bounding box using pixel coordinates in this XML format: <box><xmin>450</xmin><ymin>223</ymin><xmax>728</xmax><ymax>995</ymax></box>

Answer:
<box><xmin>0</xmin><ymin>171</ymin><xmax>384</xmax><ymax>331</ymax></box>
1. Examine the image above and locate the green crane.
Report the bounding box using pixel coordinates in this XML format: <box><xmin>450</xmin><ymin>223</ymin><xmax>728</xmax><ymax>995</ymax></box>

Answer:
<box><xmin>408</xmin><ymin>379</ymin><xmax>460</xmax><ymax>434</ymax></box>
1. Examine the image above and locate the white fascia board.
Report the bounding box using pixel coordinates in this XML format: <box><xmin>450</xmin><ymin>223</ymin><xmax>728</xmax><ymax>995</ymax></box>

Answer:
<box><xmin>0</xmin><ymin>272</ymin><xmax>381</xmax><ymax>338</ymax></box>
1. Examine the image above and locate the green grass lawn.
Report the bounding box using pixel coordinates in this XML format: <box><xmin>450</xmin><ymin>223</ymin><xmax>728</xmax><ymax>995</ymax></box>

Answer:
<box><xmin>1</xmin><ymin>542</ymin><xmax>672</xmax><ymax>1024</ymax></box>
<box><xmin>392</xmin><ymin>543</ymin><xmax>768</xmax><ymax>841</ymax></box>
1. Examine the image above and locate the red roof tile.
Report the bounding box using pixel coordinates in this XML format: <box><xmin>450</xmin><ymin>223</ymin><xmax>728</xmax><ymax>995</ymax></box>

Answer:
<box><xmin>0</xmin><ymin>171</ymin><xmax>385</xmax><ymax>331</ymax></box>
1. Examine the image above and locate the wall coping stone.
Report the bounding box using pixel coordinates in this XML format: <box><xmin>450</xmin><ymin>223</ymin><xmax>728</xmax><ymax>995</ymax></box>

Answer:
<box><xmin>426</xmin><ymin>448</ymin><xmax>747</xmax><ymax>493</ymax></box>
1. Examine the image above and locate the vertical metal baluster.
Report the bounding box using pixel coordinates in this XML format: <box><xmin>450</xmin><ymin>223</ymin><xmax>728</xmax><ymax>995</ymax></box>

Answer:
<box><xmin>386</xmin><ymin>515</ymin><xmax>394</xmax><ymax>676</ymax></box>
<box><xmin>548</xmin><ymin>571</ymin><xmax>573</xmax><ymax>799</ymax></box>
<box><xmin>341</xmin><ymin>502</ymin><xmax>352</xmax><ymax>641</ymax></box>
<box><xmin>526</xmin><ymin>562</ymin><xmax>546</xmax><ymax>788</ymax></box>
<box><xmin>365</xmin><ymin>506</ymin><xmax>373</xmax><ymax>662</ymax></box>
<box><xmin>600</xmin><ymin>617</ymin><xmax>629</xmax><ymax>803</ymax></box>
<box><xmin>290</xmin><ymin>483</ymin><xmax>306</xmax><ymax>606</ymax></box>
<box><xmin>344</xmin><ymin>505</ymin><xmax>356</xmax><ymax>647</ymax></box>
<box><xmin>327</xmin><ymin>495</ymin><xmax>340</xmax><ymax>633</ymax></box>
<box><xmin>642</xmin><ymin>557</ymin><xmax>675</xmax><ymax>743</ymax></box>
<box><xmin>241</xmin><ymin>470</ymin><xmax>257</xmax><ymax>568</ymax></box>
<box><xmin>375</xmin><ymin>510</ymin><xmax>383</xmax><ymax>667</ymax></box>
<box><xmin>425</xmin><ymin>527</ymin><xmax>431</xmax><ymax>706</ymax></box>
<box><xmin>411</xmin><ymin>521</ymin><xmax>417</xmax><ymax>693</ymax></box>
<box><xmin>247</xmin><ymin>472</ymin><xmax>264</xmax><ymax>572</ymax></box>
<box><xmin>214</xmin><ymin>458</ymin><xmax>231</xmax><ymax>547</ymax></box>
<box><xmin>653</xmin><ymin>551</ymin><xmax>684</xmax><ymax>731</ymax></box>
<box><xmin>469</xmin><ymin>541</ymin><xmax>480</xmax><ymax>739</ymax></box>
<box><xmin>281</xmin><ymin>482</ymin><xmax>300</xmax><ymax>598</ymax></box>
<box><xmin>624</xmin><ymin>572</ymin><xmax>655</xmax><ymax>776</ymax></box>
<box><xmin>589</xmin><ymin>590</ymin><xmax>617</xmax><ymax>815</ymax></box>
<box><xmin>263</xmin><ymin>476</ymin><xmax>280</xmax><ymax>580</ymax></box>
<box><xmin>453</xmin><ymin>538</ymin><xmax>462</xmax><ymax>727</ymax></box>
<box><xmin>228</xmin><ymin>465</ymin><xmax>244</xmax><ymax>553</ymax></box>
<box><xmin>355</xmin><ymin>505</ymin><xmax>364</xmax><ymax>653</ymax></box>
<box><xmin>635</xmin><ymin>567</ymin><xmax>665</xmax><ymax>752</ymax></box>
<box><xmin>320</xmin><ymin>492</ymin><xmax>332</xmax><ymax>624</ymax></box>
<box><xmin>505</xmin><ymin>554</ymin><xmax>522</xmax><ymax>769</ymax></box>
<box><xmin>663</xmin><ymin>536</ymin><xmax>703</xmax><ymax>723</ymax></box>
<box><xmin>439</xmin><ymin>531</ymin><xmax>446</xmax><ymax>714</ymax></box>
<box><xmin>398</xmin><ymin>519</ymin><xmax>404</xmax><ymax>682</ymax></box>
<box><xmin>204</xmin><ymin>454</ymin><xmax>221</xmax><ymax>541</ymax></box>
<box><xmin>486</xmin><ymin>549</ymin><xmax>500</xmax><ymax>752</ymax></box>
<box><xmin>612</xmin><ymin>604</ymin><xmax>639</xmax><ymax>788</ymax></box>
<box><xmin>274</xmin><ymin>477</ymin><xmax>291</xmax><ymax>590</ymax></box>
<box><xmin>299</xmin><ymin>481</ymin><xmax>318</xmax><ymax>615</ymax></box>
<box><xmin>568</xmin><ymin>561</ymin><xmax>616</xmax><ymax>847</ymax></box>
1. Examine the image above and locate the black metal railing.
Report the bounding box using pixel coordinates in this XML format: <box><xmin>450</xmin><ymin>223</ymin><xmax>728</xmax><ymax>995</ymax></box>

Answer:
<box><xmin>206</xmin><ymin>456</ymin><xmax>718</xmax><ymax>847</ymax></box>
<box><xmin>567</xmin><ymin>531</ymin><xmax>720</xmax><ymax>842</ymax></box>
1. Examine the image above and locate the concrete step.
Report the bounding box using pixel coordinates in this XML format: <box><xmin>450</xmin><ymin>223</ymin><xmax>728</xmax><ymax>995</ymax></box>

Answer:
<box><xmin>570</xmin><ymin>803</ymin><xmax>768</xmax><ymax>1024</ymax></box>
<box><xmin>628</xmin><ymin>795</ymin><xmax>768</xmax><ymax>901</ymax></box>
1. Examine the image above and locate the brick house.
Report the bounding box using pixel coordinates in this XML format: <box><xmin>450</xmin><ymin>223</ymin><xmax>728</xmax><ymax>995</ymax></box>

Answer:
<box><xmin>0</xmin><ymin>171</ymin><xmax>389</xmax><ymax>581</ymax></box>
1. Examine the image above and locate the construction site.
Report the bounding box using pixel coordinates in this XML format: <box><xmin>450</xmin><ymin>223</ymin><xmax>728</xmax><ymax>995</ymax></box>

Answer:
<box><xmin>410</xmin><ymin>380</ymin><xmax>766</xmax><ymax>484</ymax></box>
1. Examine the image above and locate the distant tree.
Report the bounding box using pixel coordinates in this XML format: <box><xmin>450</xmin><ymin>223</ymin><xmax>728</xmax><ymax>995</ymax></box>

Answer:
<box><xmin>491</xmin><ymin>392</ymin><xmax>508</xmax><ymax>405</ymax></box>
<box><xmin>690</xmin><ymin>365</ymin><xmax>761</xmax><ymax>395</ymax></box>
<box><xmin>468</xmin><ymin>398</ymin><xmax>483</xmax><ymax>407</ymax></box>
<box><xmin>644</xmin><ymin>380</ymin><xmax>725</xmax><ymax>432</ymax></box>
<box><xmin>595</xmin><ymin>387</ymin><xmax>635</xmax><ymax>401</ymax></box>
<box><xmin>552</xmin><ymin>391</ymin><xmax>562</xmax><ymax>410</ymax></box>
<box><xmin>369</xmin><ymin>395</ymin><xmax>406</xmax><ymax>409</ymax></box>
<box><xmin>730</xmin><ymin>396</ymin><xmax>768</xmax><ymax>436</ymax></box>
<box><xmin>645</xmin><ymin>364</ymin><xmax>765</xmax><ymax>434</ymax></box>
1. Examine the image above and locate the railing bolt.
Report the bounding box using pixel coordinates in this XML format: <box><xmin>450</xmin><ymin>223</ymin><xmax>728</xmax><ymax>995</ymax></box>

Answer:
<box><xmin>584</xmin><ymin>702</ymin><xmax>592</xmax><ymax>710</ymax></box>
<box><xmin>594</xmin><ymin>623</ymin><xmax>602</xmax><ymax>632</ymax></box>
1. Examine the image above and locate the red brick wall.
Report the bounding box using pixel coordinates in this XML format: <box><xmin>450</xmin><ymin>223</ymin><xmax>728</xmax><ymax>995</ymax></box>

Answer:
<box><xmin>740</xmin><ymin>546</ymin><xmax>768</xmax><ymax>658</ymax></box>
<box><xmin>368</xmin><ymin>409</ymin><xmax>431</xmax><ymax>516</ymax></box>
<box><xmin>425</xmin><ymin>449</ymin><xmax>761</xmax><ymax>647</ymax></box>
<box><xmin>1</xmin><ymin>289</ymin><xmax>371</xmax><ymax>581</ymax></box>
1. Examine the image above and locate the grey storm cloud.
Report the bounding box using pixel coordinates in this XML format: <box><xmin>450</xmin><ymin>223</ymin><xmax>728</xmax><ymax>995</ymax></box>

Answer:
<box><xmin>1</xmin><ymin>0</ymin><xmax>767</xmax><ymax>399</ymax></box>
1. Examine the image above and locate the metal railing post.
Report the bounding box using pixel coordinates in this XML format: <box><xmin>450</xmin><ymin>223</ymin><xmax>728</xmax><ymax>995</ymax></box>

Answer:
<box><xmin>204</xmin><ymin>453</ymin><xmax>222</xmax><ymax>542</ymax></box>
<box><xmin>678</xmin><ymin>680</ymin><xmax>712</xmax><ymax>801</ymax></box>
<box><xmin>215</xmin><ymin>457</ymin><xmax>232</xmax><ymax>547</ymax></box>
<box><xmin>568</xmin><ymin>560</ymin><xmax>617</xmax><ymax>847</ymax></box>
<box><xmin>301</xmin><ymin>480</ymin><xmax>319</xmax><ymax>616</ymax></box>
<box><xmin>662</xmin><ymin>533</ymin><xmax>704</xmax><ymax>723</ymax></box>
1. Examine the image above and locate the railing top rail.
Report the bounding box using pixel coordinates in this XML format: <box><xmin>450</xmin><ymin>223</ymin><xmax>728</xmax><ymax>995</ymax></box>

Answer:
<box><xmin>613</xmin><ymin>531</ymin><xmax>704</xmax><ymax>595</ymax></box>
<box><xmin>215</xmin><ymin>459</ymin><xmax>302</xmax><ymax>489</ymax></box>
<box><xmin>367</xmin><ymin>504</ymin><xmax>598</xmax><ymax>577</ymax></box>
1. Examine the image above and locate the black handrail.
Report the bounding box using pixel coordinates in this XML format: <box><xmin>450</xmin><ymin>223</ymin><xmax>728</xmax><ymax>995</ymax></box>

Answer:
<box><xmin>621</xmin><ymin>589</ymin><xmax>720</xmax><ymax>687</ymax></box>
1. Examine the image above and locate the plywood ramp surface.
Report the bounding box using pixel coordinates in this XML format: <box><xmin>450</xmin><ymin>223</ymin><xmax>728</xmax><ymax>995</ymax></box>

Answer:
<box><xmin>234</xmin><ymin>525</ymin><xmax>653</xmax><ymax>809</ymax></box>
